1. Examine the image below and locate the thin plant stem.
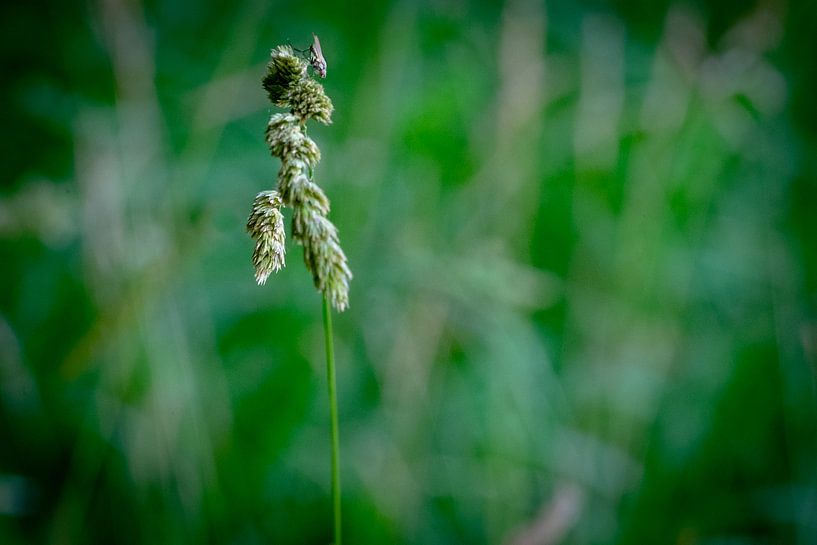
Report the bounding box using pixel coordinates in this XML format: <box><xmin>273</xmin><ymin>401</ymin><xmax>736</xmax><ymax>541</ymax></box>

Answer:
<box><xmin>322</xmin><ymin>295</ymin><xmax>342</xmax><ymax>545</ymax></box>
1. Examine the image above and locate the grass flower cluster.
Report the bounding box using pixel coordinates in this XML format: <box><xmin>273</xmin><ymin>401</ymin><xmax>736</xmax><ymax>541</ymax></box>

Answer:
<box><xmin>247</xmin><ymin>44</ymin><xmax>351</xmax><ymax>311</ymax></box>
<box><xmin>246</xmin><ymin>190</ymin><xmax>286</xmax><ymax>284</ymax></box>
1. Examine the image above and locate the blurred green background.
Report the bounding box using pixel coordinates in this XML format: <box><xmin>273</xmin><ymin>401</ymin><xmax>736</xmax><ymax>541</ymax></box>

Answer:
<box><xmin>2</xmin><ymin>0</ymin><xmax>817</xmax><ymax>543</ymax></box>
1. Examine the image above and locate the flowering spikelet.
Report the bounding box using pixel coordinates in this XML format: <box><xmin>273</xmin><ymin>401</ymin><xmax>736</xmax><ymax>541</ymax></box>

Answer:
<box><xmin>247</xmin><ymin>41</ymin><xmax>352</xmax><ymax>311</ymax></box>
<box><xmin>247</xmin><ymin>190</ymin><xmax>286</xmax><ymax>285</ymax></box>
<box><xmin>265</xmin><ymin>114</ymin><xmax>321</xmax><ymax>165</ymax></box>
<box><xmin>262</xmin><ymin>46</ymin><xmax>307</xmax><ymax>106</ymax></box>
<box><xmin>286</xmin><ymin>79</ymin><xmax>334</xmax><ymax>125</ymax></box>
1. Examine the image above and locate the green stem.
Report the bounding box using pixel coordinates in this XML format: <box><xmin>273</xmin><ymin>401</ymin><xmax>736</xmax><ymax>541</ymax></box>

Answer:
<box><xmin>322</xmin><ymin>296</ymin><xmax>342</xmax><ymax>545</ymax></box>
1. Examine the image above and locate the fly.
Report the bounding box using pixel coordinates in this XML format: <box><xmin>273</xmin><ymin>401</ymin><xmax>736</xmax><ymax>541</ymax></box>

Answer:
<box><xmin>309</xmin><ymin>33</ymin><xmax>327</xmax><ymax>78</ymax></box>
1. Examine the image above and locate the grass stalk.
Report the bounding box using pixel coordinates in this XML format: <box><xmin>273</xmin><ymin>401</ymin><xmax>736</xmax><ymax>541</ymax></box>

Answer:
<box><xmin>322</xmin><ymin>295</ymin><xmax>342</xmax><ymax>545</ymax></box>
<box><xmin>250</xmin><ymin>43</ymin><xmax>350</xmax><ymax>543</ymax></box>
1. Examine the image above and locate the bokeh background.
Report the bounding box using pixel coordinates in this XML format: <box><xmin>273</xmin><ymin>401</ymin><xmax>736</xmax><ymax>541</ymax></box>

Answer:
<box><xmin>2</xmin><ymin>0</ymin><xmax>817</xmax><ymax>543</ymax></box>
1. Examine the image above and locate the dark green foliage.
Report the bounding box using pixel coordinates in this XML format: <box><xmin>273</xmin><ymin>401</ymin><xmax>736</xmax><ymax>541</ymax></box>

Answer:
<box><xmin>2</xmin><ymin>0</ymin><xmax>817</xmax><ymax>544</ymax></box>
